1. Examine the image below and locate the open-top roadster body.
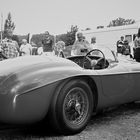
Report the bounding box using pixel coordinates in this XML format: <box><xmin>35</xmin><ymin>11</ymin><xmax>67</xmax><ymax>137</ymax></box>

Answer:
<box><xmin>0</xmin><ymin>47</ymin><xmax>140</xmax><ymax>134</ymax></box>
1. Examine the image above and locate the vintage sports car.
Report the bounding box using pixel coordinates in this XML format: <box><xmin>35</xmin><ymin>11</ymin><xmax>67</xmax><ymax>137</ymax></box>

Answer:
<box><xmin>0</xmin><ymin>47</ymin><xmax>139</xmax><ymax>134</ymax></box>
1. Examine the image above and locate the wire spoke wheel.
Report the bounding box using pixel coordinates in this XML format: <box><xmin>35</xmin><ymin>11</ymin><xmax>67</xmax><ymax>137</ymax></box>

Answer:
<box><xmin>63</xmin><ymin>87</ymin><xmax>89</xmax><ymax>127</ymax></box>
<box><xmin>49</xmin><ymin>79</ymin><xmax>94</xmax><ymax>134</ymax></box>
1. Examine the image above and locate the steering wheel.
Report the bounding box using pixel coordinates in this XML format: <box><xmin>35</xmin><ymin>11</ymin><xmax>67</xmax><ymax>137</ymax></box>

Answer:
<box><xmin>83</xmin><ymin>49</ymin><xmax>106</xmax><ymax>69</ymax></box>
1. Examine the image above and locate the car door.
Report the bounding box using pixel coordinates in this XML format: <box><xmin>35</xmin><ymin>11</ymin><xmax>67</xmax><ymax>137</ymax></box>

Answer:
<box><xmin>97</xmin><ymin>62</ymin><xmax>134</xmax><ymax>104</ymax></box>
<box><xmin>125</xmin><ymin>62</ymin><xmax>140</xmax><ymax>100</ymax></box>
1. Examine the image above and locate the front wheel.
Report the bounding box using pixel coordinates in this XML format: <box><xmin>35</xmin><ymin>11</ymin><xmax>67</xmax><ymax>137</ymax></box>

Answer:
<box><xmin>49</xmin><ymin>79</ymin><xmax>94</xmax><ymax>134</ymax></box>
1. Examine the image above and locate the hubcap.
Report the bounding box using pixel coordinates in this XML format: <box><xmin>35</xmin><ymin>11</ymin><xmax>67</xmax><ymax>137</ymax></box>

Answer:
<box><xmin>63</xmin><ymin>87</ymin><xmax>89</xmax><ymax>126</ymax></box>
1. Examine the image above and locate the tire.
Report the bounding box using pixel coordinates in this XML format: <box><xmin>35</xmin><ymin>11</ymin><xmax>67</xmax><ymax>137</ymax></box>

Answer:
<box><xmin>48</xmin><ymin>79</ymin><xmax>94</xmax><ymax>135</ymax></box>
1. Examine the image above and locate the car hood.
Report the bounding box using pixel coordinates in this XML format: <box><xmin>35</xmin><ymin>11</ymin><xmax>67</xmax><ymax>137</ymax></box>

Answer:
<box><xmin>0</xmin><ymin>55</ymin><xmax>79</xmax><ymax>84</ymax></box>
<box><xmin>0</xmin><ymin>56</ymin><xmax>52</xmax><ymax>74</ymax></box>
<box><xmin>0</xmin><ymin>55</ymin><xmax>78</xmax><ymax>72</ymax></box>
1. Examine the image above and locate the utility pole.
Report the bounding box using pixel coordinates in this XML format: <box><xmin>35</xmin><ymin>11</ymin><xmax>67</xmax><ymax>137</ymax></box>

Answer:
<box><xmin>0</xmin><ymin>13</ymin><xmax>3</xmax><ymax>43</ymax></box>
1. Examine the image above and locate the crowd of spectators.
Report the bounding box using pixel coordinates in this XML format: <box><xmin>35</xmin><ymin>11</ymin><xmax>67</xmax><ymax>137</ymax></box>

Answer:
<box><xmin>1</xmin><ymin>28</ymin><xmax>140</xmax><ymax>62</ymax></box>
<box><xmin>0</xmin><ymin>30</ymin><xmax>66</xmax><ymax>60</ymax></box>
<box><xmin>116</xmin><ymin>36</ymin><xmax>132</xmax><ymax>57</ymax></box>
<box><xmin>116</xmin><ymin>28</ymin><xmax>140</xmax><ymax>61</ymax></box>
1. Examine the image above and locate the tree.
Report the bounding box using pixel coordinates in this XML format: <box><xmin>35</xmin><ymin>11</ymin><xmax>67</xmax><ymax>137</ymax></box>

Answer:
<box><xmin>3</xmin><ymin>12</ymin><xmax>20</xmax><ymax>44</ymax></box>
<box><xmin>97</xmin><ymin>26</ymin><xmax>104</xmax><ymax>29</ymax></box>
<box><xmin>31</xmin><ymin>33</ymin><xmax>55</xmax><ymax>48</ymax></box>
<box><xmin>17</xmin><ymin>34</ymin><xmax>30</xmax><ymax>46</ymax></box>
<box><xmin>107</xmin><ymin>17</ymin><xmax>135</xmax><ymax>27</ymax></box>
<box><xmin>31</xmin><ymin>33</ymin><xmax>45</xmax><ymax>47</ymax></box>
<box><xmin>65</xmin><ymin>25</ymin><xmax>78</xmax><ymax>46</ymax></box>
<box><xmin>85</xmin><ymin>28</ymin><xmax>91</xmax><ymax>30</ymax></box>
<box><xmin>4</xmin><ymin>12</ymin><xmax>15</xmax><ymax>36</ymax></box>
<box><xmin>56</xmin><ymin>25</ymin><xmax>78</xmax><ymax>46</ymax></box>
<box><xmin>31</xmin><ymin>25</ymin><xmax>78</xmax><ymax>48</ymax></box>
<box><xmin>56</xmin><ymin>33</ymin><xmax>67</xmax><ymax>44</ymax></box>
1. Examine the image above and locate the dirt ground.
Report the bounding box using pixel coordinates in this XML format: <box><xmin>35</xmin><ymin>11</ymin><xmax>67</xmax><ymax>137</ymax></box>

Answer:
<box><xmin>0</xmin><ymin>102</ymin><xmax>140</xmax><ymax>140</ymax></box>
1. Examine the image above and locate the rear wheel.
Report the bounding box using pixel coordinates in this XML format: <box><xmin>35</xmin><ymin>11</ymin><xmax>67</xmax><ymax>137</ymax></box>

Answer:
<box><xmin>48</xmin><ymin>79</ymin><xmax>94</xmax><ymax>134</ymax></box>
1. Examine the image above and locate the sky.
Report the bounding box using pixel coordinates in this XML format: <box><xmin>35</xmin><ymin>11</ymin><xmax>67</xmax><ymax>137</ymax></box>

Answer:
<box><xmin>0</xmin><ymin>0</ymin><xmax>140</xmax><ymax>35</ymax></box>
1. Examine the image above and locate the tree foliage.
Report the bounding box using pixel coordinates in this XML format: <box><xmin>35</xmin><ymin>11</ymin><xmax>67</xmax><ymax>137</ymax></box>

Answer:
<box><xmin>31</xmin><ymin>33</ymin><xmax>55</xmax><ymax>47</ymax></box>
<box><xmin>66</xmin><ymin>25</ymin><xmax>78</xmax><ymax>46</ymax></box>
<box><xmin>31</xmin><ymin>33</ymin><xmax>44</xmax><ymax>47</ymax></box>
<box><xmin>17</xmin><ymin>34</ymin><xmax>30</xmax><ymax>46</ymax></box>
<box><xmin>85</xmin><ymin>28</ymin><xmax>91</xmax><ymax>30</ymax></box>
<box><xmin>56</xmin><ymin>25</ymin><xmax>78</xmax><ymax>46</ymax></box>
<box><xmin>2</xmin><ymin>12</ymin><xmax>20</xmax><ymax>44</ymax></box>
<box><xmin>4</xmin><ymin>12</ymin><xmax>15</xmax><ymax>35</ymax></box>
<box><xmin>30</xmin><ymin>25</ymin><xmax>78</xmax><ymax>47</ymax></box>
<box><xmin>97</xmin><ymin>26</ymin><xmax>104</xmax><ymax>29</ymax></box>
<box><xmin>107</xmin><ymin>17</ymin><xmax>135</xmax><ymax>27</ymax></box>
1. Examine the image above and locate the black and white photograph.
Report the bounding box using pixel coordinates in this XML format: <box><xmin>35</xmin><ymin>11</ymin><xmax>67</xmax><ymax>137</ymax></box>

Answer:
<box><xmin>0</xmin><ymin>0</ymin><xmax>140</xmax><ymax>139</ymax></box>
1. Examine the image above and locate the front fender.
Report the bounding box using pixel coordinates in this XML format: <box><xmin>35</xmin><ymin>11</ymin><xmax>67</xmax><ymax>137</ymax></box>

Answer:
<box><xmin>1</xmin><ymin>64</ymin><xmax>98</xmax><ymax>96</ymax></box>
<box><xmin>0</xmin><ymin>81</ymin><xmax>59</xmax><ymax>124</ymax></box>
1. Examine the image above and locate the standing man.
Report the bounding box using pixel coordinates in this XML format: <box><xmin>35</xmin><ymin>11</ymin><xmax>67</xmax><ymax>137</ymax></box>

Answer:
<box><xmin>0</xmin><ymin>29</ymin><xmax>19</xmax><ymax>59</ymax></box>
<box><xmin>90</xmin><ymin>37</ymin><xmax>100</xmax><ymax>56</ymax></box>
<box><xmin>42</xmin><ymin>31</ymin><xmax>54</xmax><ymax>56</ymax></box>
<box><xmin>20</xmin><ymin>39</ymin><xmax>32</xmax><ymax>56</ymax></box>
<box><xmin>122</xmin><ymin>40</ymin><xmax>131</xmax><ymax>57</ymax></box>
<box><xmin>90</xmin><ymin>37</ymin><xmax>98</xmax><ymax>49</ymax></box>
<box><xmin>133</xmin><ymin>28</ymin><xmax>140</xmax><ymax>61</ymax></box>
<box><xmin>71</xmin><ymin>32</ymin><xmax>90</xmax><ymax>55</ymax></box>
<box><xmin>116</xmin><ymin>36</ymin><xmax>124</xmax><ymax>55</ymax></box>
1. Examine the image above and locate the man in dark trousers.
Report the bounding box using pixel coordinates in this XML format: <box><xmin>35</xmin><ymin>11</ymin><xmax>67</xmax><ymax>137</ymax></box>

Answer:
<box><xmin>116</xmin><ymin>36</ymin><xmax>124</xmax><ymax>55</ymax></box>
<box><xmin>134</xmin><ymin>28</ymin><xmax>140</xmax><ymax>61</ymax></box>
<box><xmin>42</xmin><ymin>31</ymin><xmax>54</xmax><ymax>56</ymax></box>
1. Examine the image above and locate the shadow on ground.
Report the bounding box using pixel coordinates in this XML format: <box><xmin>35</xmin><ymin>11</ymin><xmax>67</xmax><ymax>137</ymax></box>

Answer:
<box><xmin>88</xmin><ymin>102</ymin><xmax>140</xmax><ymax>128</ymax></box>
<box><xmin>0</xmin><ymin>102</ymin><xmax>140</xmax><ymax>139</ymax></box>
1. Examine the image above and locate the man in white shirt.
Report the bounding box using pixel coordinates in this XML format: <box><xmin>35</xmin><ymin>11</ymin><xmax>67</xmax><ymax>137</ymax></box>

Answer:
<box><xmin>37</xmin><ymin>46</ymin><xmax>43</xmax><ymax>55</ymax></box>
<box><xmin>90</xmin><ymin>36</ymin><xmax>101</xmax><ymax>56</ymax></box>
<box><xmin>90</xmin><ymin>37</ymin><xmax>98</xmax><ymax>49</ymax></box>
<box><xmin>71</xmin><ymin>32</ymin><xmax>90</xmax><ymax>56</ymax></box>
<box><xmin>20</xmin><ymin>39</ymin><xmax>32</xmax><ymax>56</ymax></box>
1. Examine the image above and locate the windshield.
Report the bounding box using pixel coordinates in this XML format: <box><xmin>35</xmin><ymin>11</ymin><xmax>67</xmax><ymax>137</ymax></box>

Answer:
<box><xmin>91</xmin><ymin>46</ymin><xmax>117</xmax><ymax>62</ymax></box>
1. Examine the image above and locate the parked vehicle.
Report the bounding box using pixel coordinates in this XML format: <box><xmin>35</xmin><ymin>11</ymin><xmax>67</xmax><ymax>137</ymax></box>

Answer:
<box><xmin>0</xmin><ymin>47</ymin><xmax>140</xmax><ymax>134</ymax></box>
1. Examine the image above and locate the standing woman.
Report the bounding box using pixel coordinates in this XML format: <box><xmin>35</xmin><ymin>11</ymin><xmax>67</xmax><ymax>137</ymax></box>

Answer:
<box><xmin>134</xmin><ymin>28</ymin><xmax>140</xmax><ymax>62</ymax></box>
<box><xmin>54</xmin><ymin>41</ymin><xmax>65</xmax><ymax>57</ymax></box>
